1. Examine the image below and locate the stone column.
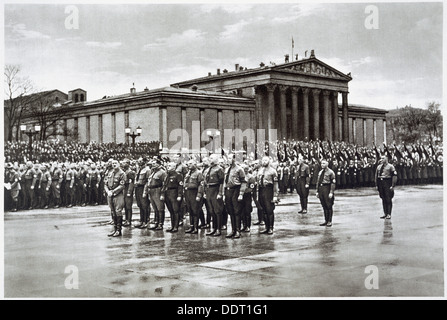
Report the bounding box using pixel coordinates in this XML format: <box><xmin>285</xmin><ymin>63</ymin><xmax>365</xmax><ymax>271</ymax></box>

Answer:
<box><xmin>254</xmin><ymin>85</ymin><xmax>263</xmax><ymax>130</ymax></box>
<box><xmin>322</xmin><ymin>90</ymin><xmax>331</xmax><ymax>140</ymax></box>
<box><xmin>290</xmin><ymin>86</ymin><xmax>299</xmax><ymax>140</ymax></box>
<box><xmin>302</xmin><ymin>88</ymin><xmax>310</xmax><ymax>140</ymax></box>
<box><xmin>266</xmin><ymin>84</ymin><xmax>276</xmax><ymax>139</ymax></box>
<box><xmin>342</xmin><ymin>91</ymin><xmax>349</xmax><ymax>142</ymax></box>
<box><xmin>332</xmin><ymin>92</ymin><xmax>339</xmax><ymax>141</ymax></box>
<box><xmin>279</xmin><ymin>85</ymin><xmax>288</xmax><ymax>139</ymax></box>
<box><xmin>312</xmin><ymin>89</ymin><xmax>321</xmax><ymax>140</ymax></box>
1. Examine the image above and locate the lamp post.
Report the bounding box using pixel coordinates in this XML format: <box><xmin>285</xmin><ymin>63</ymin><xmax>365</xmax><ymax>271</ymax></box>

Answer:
<box><xmin>207</xmin><ymin>130</ymin><xmax>221</xmax><ymax>154</ymax></box>
<box><xmin>125</xmin><ymin>126</ymin><xmax>142</xmax><ymax>151</ymax></box>
<box><xmin>20</xmin><ymin>124</ymin><xmax>41</xmax><ymax>160</ymax></box>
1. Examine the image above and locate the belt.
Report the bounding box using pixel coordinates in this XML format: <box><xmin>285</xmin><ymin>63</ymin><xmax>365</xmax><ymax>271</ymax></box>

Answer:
<box><xmin>185</xmin><ymin>187</ymin><xmax>197</xmax><ymax>190</ymax></box>
<box><xmin>259</xmin><ymin>184</ymin><xmax>273</xmax><ymax>188</ymax></box>
<box><xmin>226</xmin><ymin>185</ymin><xmax>240</xmax><ymax>190</ymax></box>
<box><xmin>207</xmin><ymin>184</ymin><xmax>220</xmax><ymax>187</ymax></box>
<box><xmin>319</xmin><ymin>183</ymin><xmax>331</xmax><ymax>186</ymax></box>
<box><xmin>379</xmin><ymin>177</ymin><xmax>391</xmax><ymax>181</ymax></box>
<box><xmin>149</xmin><ymin>185</ymin><xmax>162</xmax><ymax>189</ymax></box>
<box><xmin>168</xmin><ymin>187</ymin><xmax>178</xmax><ymax>190</ymax></box>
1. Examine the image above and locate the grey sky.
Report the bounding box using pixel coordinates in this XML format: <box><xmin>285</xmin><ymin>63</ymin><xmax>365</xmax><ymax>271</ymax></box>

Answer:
<box><xmin>4</xmin><ymin>2</ymin><xmax>443</xmax><ymax>110</ymax></box>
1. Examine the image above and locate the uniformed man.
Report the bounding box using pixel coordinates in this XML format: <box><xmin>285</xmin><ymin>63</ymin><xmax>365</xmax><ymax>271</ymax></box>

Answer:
<box><xmin>104</xmin><ymin>159</ymin><xmax>127</xmax><ymax>237</ymax></box>
<box><xmin>241</xmin><ymin>164</ymin><xmax>256</xmax><ymax>232</ymax></box>
<box><xmin>33</xmin><ymin>163</ymin><xmax>43</xmax><ymax>208</ymax></box>
<box><xmin>375</xmin><ymin>155</ymin><xmax>398</xmax><ymax>219</ymax></box>
<box><xmin>89</xmin><ymin>163</ymin><xmax>101</xmax><ymax>205</ymax></box>
<box><xmin>39</xmin><ymin>163</ymin><xmax>52</xmax><ymax>209</ymax></box>
<box><xmin>22</xmin><ymin>161</ymin><xmax>37</xmax><ymax>210</ymax></box>
<box><xmin>173</xmin><ymin>153</ymin><xmax>188</xmax><ymax>226</ymax></box>
<box><xmin>161</xmin><ymin>162</ymin><xmax>183</xmax><ymax>233</ymax></box>
<box><xmin>121</xmin><ymin>160</ymin><xmax>135</xmax><ymax>227</ymax></box>
<box><xmin>256</xmin><ymin>156</ymin><xmax>279</xmax><ymax>235</ymax></box>
<box><xmin>144</xmin><ymin>158</ymin><xmax>167</xmax><ymax>231</ymax></box>
<box><xmin>223</xmin><ymin>154</ymin><xmax>247</xmax><ymax>239</ymax></box>
<box><xmin>134</xmin><ymin>157</ymin><xmax>151</xmax><ymax>229</ymax></box>
<box><xmin>198</xmin><ymin>157</ymin><xmax>210</xmax><ymax>229</ymax></box>
<box><xmin>251</xmin><ymin>160</ymin><xmax>265</xmax><ymax>226</ymax></box>
<box><xmin>203</xmin><ymin>154</ymin><xmax>225</xmax><ymax>237</ymax></box>
<box><xmin>295</xmin><ymin>156</ymin><xmax>310</xmax><ymax>214</ymax></box>
<box><xmin>316</xmin><ymin>159</ymin><xmax>336</xmax><ymax>227</ymax></box>
<box><xmin>183</xmin><ymin>159</ymin><xmax>204</xmax><ymax>234</ymax></box>
<box><xmin>5</xmin><ymin>163</ymin><xmax>21</xmax><ymax>212</ymax></box>
<box><xmin>65</xmin><ymin>163</ymin><xmax>76</xmax><ymax>208</ymax></box>
<box><xmin>78</xmin><ymin>164</ymin><xmax>90</xmax><ymax>207</ymax></box>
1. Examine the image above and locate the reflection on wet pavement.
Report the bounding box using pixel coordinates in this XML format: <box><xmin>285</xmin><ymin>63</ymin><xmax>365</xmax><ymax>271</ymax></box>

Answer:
<box><xmin>4</xmin><ymin>185</ymin><xmax>444</xmax><ymax>297</ymax></box>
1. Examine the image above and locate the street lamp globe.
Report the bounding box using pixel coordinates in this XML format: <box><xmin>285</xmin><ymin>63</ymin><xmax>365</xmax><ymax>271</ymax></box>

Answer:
<box><xmin>20</xmin><ymin>124</ymin><xmax>27</xmax><ymax>132</ymax></box>
<box><xmin>136</xmin><ymin>126</ymin><xmax>142</xmax><ymax>135</ymax></box>
<box><xmin>125</xmin><ymin>127</ymin><xmax>131</xmax><ymax>134</ymax></box>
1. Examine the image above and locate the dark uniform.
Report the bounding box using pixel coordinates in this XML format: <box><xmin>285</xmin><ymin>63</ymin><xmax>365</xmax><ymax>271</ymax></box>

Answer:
<box><xmin>175</xmin><ymin>162</ymin><xmax>189</xmax><ymax>225</ymax></box>
<box><xmin>224</xmin><ymin>163</ymin><xmax>246</xmax><ymax>238</ymax></box>
<box><xmin>316</xmin><ymin>167</ymin><xmax>336</xmax><ymax>226</ymax></box>
<box><xmin>203</xmin><ymin>163</ymin><xmax>225</xmax><ymax>236</ymax></box>
<box><xmin>144</xmin><ymin>166</ymin><xmax>167</xmax><ymax>230</ymax></box>
<box><xmin>256</xmin><ymin>165</ymin><xmax>278</xmax><ymax>234</ymax></box>
<box><xmin>251</xmin><ymin>166</ymin><xmax>265</xmax><ymax>226</ymax></box>
<box><xmin>22</xmin><ymin>164</ymin><xmax>37</xmax><ymax>210</ymax></box>
<box><xmin>123</xmin><ymin>167</ymin><xmax>136</xmax><ymax>226</ymax></box>
<box><xmin>134</xmin><ymin>164</ymin><xmax>151</xmax><ymax>228</ymax></box>
<box><xmin>161</xmin><ymin>169</ymin><xmax>183</xmax><ymax>232</ymax></box>
<box><xmin>375</xmin><ymin>162</ymin><xmax>397</xmax><ymax>219</ymax></box>
<box><xmin>78</xmin><ymin>167</ymin><xmax>90</xmax><ymax>206</ymax></box>
<box><xmin>5</xmin><ymin>164</ymin><xmax>21</xmax><ymax>211</ymax></box>
<box><xmin>183</xmin><ymin>167</ymin><xmax>204</xmax><ymax>234</ymax></box>
<box><xmin>295</xmin><ymin>161</ymin><xmax>310</xmax><ymax>213</ymax></box>
<box><xmin>33</xmin><ymin>166</ymin><xmax>43</xmax><ymax>208</ymax></box>
<box><xmin>104</xmin><ymin>167</ymin><xmax>126</xmax><ymax>236</ymax></box>
<box><xmin>50</xmin><ymin>164</ymin><xmax>63</xmax><ymax>208</ymax></box>
<box><xmin>241</xmin><ymin>171</ymin><xmax>256</xmax><ymax>232</ymax></box>
<box><xmin>64</xmin><ymin>166</ymin><xmax>76</xmax><ymax>207</ymax></box>
<box><xmin>39</xmin><ymin>165</ymin><xmax>52</xmax><ymax>209</ymax></box>
<box><xmin>89</xmin><ymin>165</ymin><xmax>101</xmax><ymax>205</ymax></box>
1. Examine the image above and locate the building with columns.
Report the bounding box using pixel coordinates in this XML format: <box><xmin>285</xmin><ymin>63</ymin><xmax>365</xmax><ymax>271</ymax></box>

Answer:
<box><xmin>14</xmin><ymin>51</ymin><xmax>388</xmax><ymax>152</ymax></box>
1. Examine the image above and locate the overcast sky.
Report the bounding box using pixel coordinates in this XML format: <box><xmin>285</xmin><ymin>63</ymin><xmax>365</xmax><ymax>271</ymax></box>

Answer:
<box><xmin>3</xmin><ymin>1</ymin><xmax>443</xmax><ymax>110</ymax></box>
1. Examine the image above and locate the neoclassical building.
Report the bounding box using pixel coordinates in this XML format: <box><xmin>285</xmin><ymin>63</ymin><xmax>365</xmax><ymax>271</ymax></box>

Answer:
<box><xmin>14</xmin><ymin>51</ymin><xmax>388</xmax><ymax>151</ymax></box>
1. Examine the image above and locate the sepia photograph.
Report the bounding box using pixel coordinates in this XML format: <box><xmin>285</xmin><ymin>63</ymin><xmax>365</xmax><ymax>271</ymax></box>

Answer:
<box><xmin>2</xmin><ymin>1</ymin><xmax>444</xmax><ymax>301</ymax></box>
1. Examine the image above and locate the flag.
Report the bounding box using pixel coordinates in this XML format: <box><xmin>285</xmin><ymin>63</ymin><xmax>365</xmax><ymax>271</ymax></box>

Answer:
<box><xmin>292</xmin><ymin>36</ymin><xmax>294</xmax><ymax>48</ymax></box>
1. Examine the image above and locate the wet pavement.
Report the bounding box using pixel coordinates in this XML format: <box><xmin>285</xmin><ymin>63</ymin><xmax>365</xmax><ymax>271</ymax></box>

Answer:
<box><xmin>3</xmin><ymin>184</ymin><xmax>444</xmax><ymax>298</ymax></box>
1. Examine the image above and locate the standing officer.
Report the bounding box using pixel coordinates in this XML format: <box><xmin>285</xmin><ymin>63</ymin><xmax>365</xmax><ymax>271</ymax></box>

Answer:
<box><xmin>121</xmin><ymin>160</ymin><xmax>135</xmax><ymax>227</ymax></box>
<box><xmin>50</xmin><ymin>162</ymin><xmax>63</xmax><ymax>208</ymax></box>
<box><xmin>256</xmin><ymin>156</ymin><xmax>279</xmax><ymax>235</ymax></box>
<box><xmin>89</xmin><ymin>163</ymin><xmax>101</xmax><ymax>205</ymax></box>
<box><xmin>78</xmin><ymin>163</ymin><xmax>90</xmax><ymax>207</ymax></box>
<box><xmin>104</xmin><ymin>159</ymin><xmax>127</xmax><ymax>237</ymax></box>
<box><xmin>33</xmin><ymin>163</ymin><xmax>43</xmax><ymax>209</ymax></box>
<box><xmin>5</xmin><ymin>163</ymin><xmax>21</xmax><ymax>212</ymax></box>
<box><xmin>39</xmin><ymin>163</ymin><xmax>52</xmax><ymax>209</ymax></box>
<box><xmin>173</xmin><ymin>153</ymin><xmax>188</xmax><ymax>226</ymax></box>
<box><xmin>22</xmin><ymin>161</ymin><xmax>37</xmax><ymax>210</ymax></box>
<box><xmin>183</xmin><ymin>159</ymin><xmax>204</xmax><ymax>234</ymax></box>
<box><xmin>65</xmin><ymin>163</ymin><xmax>76</xmax><ymax>208</ymax></box>
<box><xmin>162</xmin><ymin>162</ymin><xmax>183</xmax><ymax>232</ymax></box>
<box><xmin>224</xmin><ymin>154</ymin><xmax>247</xmax><ymax>239</ymax></box>
<box><xmin>251</xmin><ymin>160</ymin><xmax>265</xmax><ymax>226</ymax></box>
<box><xmin>144</xmin><ymin>158</ymin><xmax>167</xmax><ymax>231</ymax></box>
<box><xmin>204</xmin><ymin>154</ymin><xmax>225</xmax><ymax>237</ymax></box>
<box><xmin>198</xmin><ymin>157</ymin><xmax>210</xmax><ymax>229</ymax></box>
<box><xmin>241</xmin><ymin>164</ymin><xmax>256</xmax><ymax>232</ymax></box>
<box><xmin>134</xmin><ymin>157</ymin><xmax>151</xmax><ymax>229</ymax></box>
<box><xmin>316</xmin><ymin>159</ymin><xmax>336</xmax><ymax>227</ymax></box>
<box><xmin>295</xmin><ymin>156</ymin><xmax>310</xmax><ymax>214</ymax></box>
<box><xmin>375</xmin><ymin>155</ymin><xmax>398</xmax><ymax>219</ymax></box>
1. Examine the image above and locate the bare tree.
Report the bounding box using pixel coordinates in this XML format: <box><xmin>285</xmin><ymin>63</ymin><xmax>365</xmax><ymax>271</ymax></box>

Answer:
<box><xmin>425</xmin><ymin>101</ymin><xmax>442</xmax><ymax>140</ymax></box>
<box><xmin>24</xmin><ymin>91</ymin><xmax>71</xmax><ymax>141</ymax></box>
<box><xmin>4</xmin><ymin>65</ymin><xmax>34</xmax><ymax>141</ymax></box>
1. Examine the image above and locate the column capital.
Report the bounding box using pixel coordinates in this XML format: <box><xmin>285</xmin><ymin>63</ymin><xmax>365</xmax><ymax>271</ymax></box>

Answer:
<box><xmin>290</xmin><ymin>86</ymin><xmax>299</xmax><ymax>93</ymax></box>
<box><xmin>278</xmin><ymin>84</ymin><xmax>288</xmax><ymax>92</ymax></box>
<box><xmin>322</xmin><ymin>90</ymin><xmax>331</xmax><ymax>97</ymax></box>
<box><xmin>254</xmin><ymin>85</ymin><xmax>263</xmax><ymax>94</ymax></box>
<box><xmin>312</xmin><ymin>88</ymin><xmax>321</xmax><ymax>96</ymax></box>
<box><xmin>265</xmin><ymin>83</ymin><xmax>277</xmax><ymax>92</ymax></box>
<box><xmin>301</xmin><ymin>87</ymin><xmax>310</xmax><ymax>94</ymax></box>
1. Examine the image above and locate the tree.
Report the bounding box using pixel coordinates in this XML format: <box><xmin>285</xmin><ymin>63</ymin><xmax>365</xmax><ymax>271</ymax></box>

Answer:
<box><xmin>425</xmin><ymin>101</ymin><xmax>442</xmax><ymax>141</ymax></box>
<box><xmin>24</xmin><ymin>91</ymin><xmax>72</xmax><ymax>141</ymax></box>
<box><xmin>4</xmin><ymin>65</ymin><xmax>34</xmax><ymax>141</ymax></box>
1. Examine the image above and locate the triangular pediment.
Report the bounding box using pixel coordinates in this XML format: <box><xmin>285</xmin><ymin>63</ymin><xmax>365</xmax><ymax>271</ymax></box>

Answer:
<box><xmin>272</xmin><ymin>58</ymin><xmax>351</xmax><ymax>81</ymax></box>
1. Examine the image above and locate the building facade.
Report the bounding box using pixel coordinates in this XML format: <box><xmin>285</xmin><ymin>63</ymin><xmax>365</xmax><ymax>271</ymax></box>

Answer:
<box><xmin>14</xmin><ymin>52</ymin><xmax>388</xmax><ymax>152</ymax></box>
